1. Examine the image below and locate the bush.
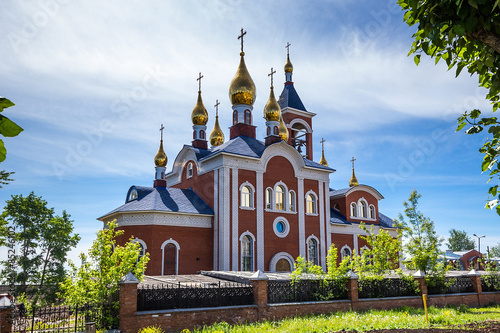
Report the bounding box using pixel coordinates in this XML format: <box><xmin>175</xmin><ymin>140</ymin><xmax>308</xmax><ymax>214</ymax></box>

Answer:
<box><xmin>138</xmin><ymin>326</ymin><xmax>165</xmax><ymax>333</ymax></box>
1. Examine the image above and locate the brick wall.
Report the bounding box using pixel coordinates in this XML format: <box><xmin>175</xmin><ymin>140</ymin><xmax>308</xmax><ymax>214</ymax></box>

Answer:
<box><xmin>119</xmin><ymin>273</ymin><xmax>500</xmax><ymax>333</ymax></box>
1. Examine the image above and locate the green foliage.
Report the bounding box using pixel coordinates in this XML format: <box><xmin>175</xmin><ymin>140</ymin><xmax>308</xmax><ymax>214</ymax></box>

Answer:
<box><xmin>0</xmin><ymin>170</ymin><xmax>14</xmax><ymax>188</ymax></box>
<box><xmin>59</xmin><ymin>220</ymin><xmax>149</xmax><ymax>306</ymax></box>
<box><xmin>396</xmin><ymin>190</ymin><xmax>443</xmax><ymax>274</ymax></box>
<box><xmin>398</xmin><ymin>0</ymin><xmax>500</xmax><ymax>215</ymax></box>
<box><xmin>490</xmin><ymin>242</ymin><xmax>500</xmax><ymax>257</ymax></box>
<box><xmin>0</xmin><ymin>192</ymin><xmax>80</xmax><ymax>304</ymax></box>
<box><xmin>446</xmin><ymin>229</ymin><xmax>475</xmax><ymax>251</ymax></box>
<box><xmin>0</xmin><ymin>97</ymin><xmax>23</xmax><ymax>163</ymax></box>
<box><xmin>138</xmin><ymin>326</ymin><xmax>166</xmax><ymax>333</ymax></box>
<box><xmin>425</xmin><ymin>261</ymin><xmax>453</xmax><ymax>293</ymax></box>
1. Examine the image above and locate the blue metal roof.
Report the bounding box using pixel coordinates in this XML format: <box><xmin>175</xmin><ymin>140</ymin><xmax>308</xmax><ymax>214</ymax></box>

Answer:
<box><xmin>278</xmin><ymin>84</ymin><xmax>308</xmax><ymax>112</ymax></box>
<box><xmin>100</xmin><ymin>185</ymin><xmax>214</xmax><ymax>218</ymax></box>
<box><xmin>379</xmin><ymin>213</ymin><xmax>395</xmax><ymax>228</ymax></box>
<box><xmin>330</xmin><ymin>208</ymin><xmax>351</xmax><ymax>225</ymax></box>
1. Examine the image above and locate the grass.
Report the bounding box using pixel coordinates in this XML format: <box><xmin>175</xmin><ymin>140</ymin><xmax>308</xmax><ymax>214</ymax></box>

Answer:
<box><xmin>185</xmin><ymin>304</ymin><xmax>500</xmax><ymax>333</ymax></box>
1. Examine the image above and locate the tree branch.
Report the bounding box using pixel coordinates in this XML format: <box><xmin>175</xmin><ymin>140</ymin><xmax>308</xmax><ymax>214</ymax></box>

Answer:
<box><xmin>467</xmin><ymin>28</ymin><xmax>500</xmax><ymax>55</ymax></box>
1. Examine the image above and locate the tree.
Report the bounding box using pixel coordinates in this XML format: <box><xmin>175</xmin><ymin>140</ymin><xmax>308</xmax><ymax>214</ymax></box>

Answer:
<box><xmin>396</xmin><ymin>190</ymin><xmax>443</xmax><ymax>273</ymax></box>
<box><xmin>446</xmin><ymin>229</ymin><xmax>475</xmax><ymax>251</ymax></box>
<box><xmin>490</xmin><ymin>243</ymin><xmax>500</xmax><ymax>257</ymax></box>
<box><xmin>59</xmin><ymin>220</ymin><xmax>149</xmax><ymax>306</ymax></box>
<box><xmin>398</xmin><ymin>1</ymin><xmax>500</xmax><ymax>215</ymax></box>
<box><xmin>0</xmin><ymin>97</ymin><xmax>23</xmax><ymax>163</ymax></box>
<box><xmin>0</xmin><ymin>170</ymin><xmax>14</xmax><ymax>188</ymax></box>
<box><xmin>0</xmin><ymin>192</ymin><xmax>80</xmax><ymax>304</ymax></box>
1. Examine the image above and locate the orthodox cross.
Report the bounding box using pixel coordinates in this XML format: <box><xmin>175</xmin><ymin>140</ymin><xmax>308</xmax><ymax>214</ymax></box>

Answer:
<box><xmin>197</xmin><ymin>72</ymin><xmax>203</xmax><ymax>91</ymax></box>
<box><xmin>285</xmin><ymin>42</ymin><xmax>291</xmax><ymax>55</ymax></box>
<box><xmin>214</xmin><ymin>99</ymin><xmax>220</xmax><ymax>117</ymax></box>
<box><xmin>350</xmin><ymin>156</ymin><xmax>356</xmax><ymax>169</ymax></box>
<box><xmin>159</xmin><ymin>124</ymin><xmax>164</xmax><ymax>141</ymax></box>
<box><xmin>268</xmin><ymin>67</ymin><xmax>276</xmax><ymax>87</ymax></box>
<box><xmin>320</xmin><ymin>138</ymin><xmax>326</xmax><ymax>151</ymax></box>
<box><xmin>238</xmin><ymin>28</ymin><xmax>247</xmax><ymax>53</ymax></box>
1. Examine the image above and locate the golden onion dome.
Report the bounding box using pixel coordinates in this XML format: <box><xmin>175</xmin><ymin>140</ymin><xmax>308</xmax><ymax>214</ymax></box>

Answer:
<box><xmin>349</xmin><ymin>168</ymin><xmax>359</xmax><ymax>187</ymax></box>
<box><xmin>229</xmin><ymin>52</ymin><xmax>256</xmax><ymax>106</ymax></box>
<box><xmin>191</xmin><ymin>91</ymin><xmax>209</xmax><ymax>126</ymax></box>
<box><xmin>319</xmin><ymin>150</ymin><xmax>328</xmax><ymax>167</ymax></box>
<box><xmin>284</xmin><ymin>53</ymin><xmax>293</xmax><ymax>73</ymax></box>
<box><xmin>154</xmin><ymin>140</ymin><xmax>167</xmax><ymax>167</ymax></box>
<box><xmin>263</xmin><ymin>87</ymin><xmax>281</xmax><ymax>122</ymax></box>
<box><xmin>278</xmin><ymin>115</ymin><xmax>288</xmax><ymax>141</ymax></box>
<box><xmin>210</xmin><ymin>115</ymin><xmax>224</xmax><ymax>147</ymax></box>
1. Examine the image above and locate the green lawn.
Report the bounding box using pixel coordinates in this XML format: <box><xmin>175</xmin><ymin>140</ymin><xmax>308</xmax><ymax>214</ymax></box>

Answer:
<box><xmin>188</xmin><ymin>305</ymin><xmax>500</xmax><ymax>333</ymax></box>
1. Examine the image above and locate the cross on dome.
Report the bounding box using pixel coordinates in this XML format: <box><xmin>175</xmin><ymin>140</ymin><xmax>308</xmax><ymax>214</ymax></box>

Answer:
<box><xmin>159</xmin><ymin>124</ymin><xmax>165</xmax><ymax>141</ymax></box>
<box><xmin>214</xmin><ymin>99</ymin><xmax>220</xmax><ymax>117</ymax></box>
<box><xmin>351</xmin><ymin>156</ymin><xmax>356</xmax><ymax>169</ymax></box>
<box><xmin>285</xmin><ymin>42</ymin><xmax>291</xmax><ymax>55</ymax></box>
<box><xmin>268</xmin><ymin>67</ymin><xmax>276</xmax><ymax>88</ymax></box>
<box><xmin>320</xmin><ymin>138</ymin><xmax>326</xmax><ymax>150</ymax></box>
<box><xmin>238</xmin><ymin>28</ymin><xmax>247</xmax><ymax>53</ymax></box>
<box><xmin>197</xmin><ymin>72</ymin><xmax>204</xmax><ymax>92</ymax></box>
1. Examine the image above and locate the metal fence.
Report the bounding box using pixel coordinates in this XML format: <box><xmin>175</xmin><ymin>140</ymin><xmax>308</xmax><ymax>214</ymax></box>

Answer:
<box><xmin>137</xmin><ymin>282</ymin><xmax>254</xmax><ymax>311</ymax></box>
<box><xmin>481</xmin><ymin>274</ymin><xmax>500</xmax><ymax>292</ymax></box>
<box><xmin>267</xmin><ymin>279</ymin><xmax>348</xmax><ymax>304</ymax></box>
<box><xmin>427</xmin><ymin>276</ymin><xmax>474</xmax><ymax>295</ymax></box>
<box><xmin>10</xmin><ymin>302</ymin><xmax>118</xmax><ymax>333</ymax></box>
<box><xmin>358</xmin><ymin>278</ymin><xmax>419</xmax><ymax>299</ymax></box>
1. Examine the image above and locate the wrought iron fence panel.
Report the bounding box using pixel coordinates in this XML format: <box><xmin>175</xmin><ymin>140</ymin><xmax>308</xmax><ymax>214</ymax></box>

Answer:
<box><xmin>358</xmin><ymin>278</ymin><xmax>419</xmax><ymax>299</ymax></box>
<box><xmin>481</xmin><ymin>274</ymin><xmax>500</xmax><ymax>292</ymax></box>
<box><xmin>267</xmin><ymin>279</ymin><xmax>348</xmax><ymax>304</ymax></box>
<box><xmin>427</xmin><ymin>276</ymin><xmax>474</xmax><ymax>295</ymax></box>
<box><xmin>137</xmin><ymin>282</ymin><xmax>253</xmax><ymax>311</ymax></box>
<box><xmin>10</xmin><ymin>302</ymin><xmax>118</xmax><ymax>333</ymax></box>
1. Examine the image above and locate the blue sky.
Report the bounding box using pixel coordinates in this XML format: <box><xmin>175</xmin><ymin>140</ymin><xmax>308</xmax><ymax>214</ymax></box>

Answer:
<box><xmin>1</xmin><ymin>0</ymin><xmax>498</xmax><ymax>263</ymax></box>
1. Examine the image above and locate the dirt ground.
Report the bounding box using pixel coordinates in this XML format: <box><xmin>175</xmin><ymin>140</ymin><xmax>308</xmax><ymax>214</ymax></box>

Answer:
<box><xmin>333</xmin><ymin>321</ymin><xmax>500</xmax><ymax>332</ymax></box>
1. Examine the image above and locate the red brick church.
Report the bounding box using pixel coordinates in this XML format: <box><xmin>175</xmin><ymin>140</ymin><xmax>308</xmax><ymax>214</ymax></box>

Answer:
<box><xmin>98</xmin><ymin>32</ymin><xmax>397</xmax><ymax>275</ymax></box>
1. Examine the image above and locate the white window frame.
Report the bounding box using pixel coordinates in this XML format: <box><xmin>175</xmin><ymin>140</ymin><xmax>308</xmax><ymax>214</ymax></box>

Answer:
<box><xmin>239</xmin><ymin>182</ymin><xmax>255</xmax><ymax>209</ymax></box>
<box><xmin>340</xmin><ymin>245</ymin><xmax>352</xmax><ymax>261</ymax></box>
<box><xmin>333</xmin><ymin>202</ymin><xmax>340</xmax><ymax>211</ymax></box>
<box><xmin>132</xmin><ymin>238</ymin><xmax>147</xmax><ymax>262</ymax></box>
<box><xmin>274</xmin><ymin>182</ymin><xmax>288</xmax><ymax>211</ymax></box>
<box><xmin>239</xmin><ymin>231</ymin><xmax>255</xmax><ymax>272</ymax></box>
<box><xmin>273</xmin><ymin>216</ymin><xmax>290</xmax><ymax>238</ymax></box>
<box><xmin>265</xmin><ymin>187</ymin><xmax>273</xmax><ymax>210</ymax></box>
<box><xmin>269</xmin><ymin>252</ymin><xmax>295</xmax><ymax>272</ymax></box>
<box><xmin>369</xmin><ymin>204</ymin><xmax>376</xmax><ymax>219</ymax></box>
<box><xmin>187</xmin><ymin>162</ymin><xmax>193</xmax><ymax>179</ymax></box>
<box><xmin>161</xmin><ymin>239</ymin><xmax>180</xmax><ymax>275</ymax></box>
<box><xmin>305</xmin><ymin>190</ymin><xmax>318</xmax><ymax>215</ymax></box>
<box><xmin>350</xmin><ymin>202</ymin><xmax>357</xmax><ymax>218</ymax></box>
<box><xmin>306</xmin><ymin>235</ymin><xmax>320</xmax><ymax>266</ymax></box>
<box><xmin>288</xmin><ymin>190</ymin><xmax>296</xmax><ymax>212</ymax></box>
<box><xmin>359</xmin><ymin>200</ymin><xmax>368</xmax><ymax>218</ymax></box>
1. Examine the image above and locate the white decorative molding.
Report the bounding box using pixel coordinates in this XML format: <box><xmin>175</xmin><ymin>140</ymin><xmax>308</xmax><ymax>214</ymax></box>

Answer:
<box><xmin>269</xmin><ymin>252</ymin><xmax>295</xmax><ymax>272</ymax></box>
<box><xmin>330</xmin><ymin>185</ymin><xmax>384</xmax><ymax>200</ymax></box>
<box><xmin>239</xmin><ymin>181</ymin><xmax>255</xmax><ymax>209</ymax></box>
<box><xmin>256</xmin><ymin>171</ymin><xmax>264</xmax><ymax>271</ymax></box>
<box><xmin>288</xmin><ymin>118</ymin><xmax>313</xmax><ymax>133</ymax></box>
<box><xmin>161</xmin><ymin>238</ymin><xmax>180</xmax><ymax>275</ymax></box>
<box><xmin>325</xmin><ymin>182</ymin><xmax>332</xmax><ymax>259</ymax></box>
<box><xmin>305</xmin><ymin>189</ymin><xmax>319</xmax><ymax>216</ymax></box>
<box><xmin>213</xmin><ymin>169</ymin><xmax>219</xmax><ymax>270</ymax></box>
<box><xmin>318</xmin><ymin>181</ymin><xmax>326</xmax><ymax>269</ymax></box>
<box><xmin>132</xmin><ymin>238</ymin><xmax>147</xmax><ymax>250</ymax></box>
<box><xmin>297</xmin><ymin>177</ymin><xmax>305</xmax><ymax>258</ymax></box>
<box><xmin>223</xmin><ymin>167</ymin><xmax>231</xmax><ymax>270</ymax></box>
<box><xmin>239</xmin><ymin>230</ymin><xmax>256</xmax><ymax>272</ymax></box>
<box><xmin>306</xmin><ymin>234</ymin><xmax>320</xmax><ymax>265</ymax></box>
<box><xmin>111</xmin><ymin>213</ymin><xmax>212</xmax><ymax>228</ymax></box>
<box><xmin>273</xmin><ymin>216</ymin><xmax>290</xmax><ymax>238</ymax></box>
<box><xmin>340</xmin><ymin>245</ymin><xmax>352</xmax><ymax>260</ymax></box>
<box><xmin>232</xmin><ymin>168</ymin><xmax>239</xmax><ymax>271</ymax></box>
<box><xmin>353</xmin><ymin>234</ymin><xmax>358</xmax><ymax>254</ymax></box>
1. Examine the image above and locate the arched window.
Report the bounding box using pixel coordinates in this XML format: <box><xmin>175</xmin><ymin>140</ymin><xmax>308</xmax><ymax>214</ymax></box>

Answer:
<box><xmin>333</xmin><ymin>203</ymin><xmax>340</xmax><ymax>211</ymax></box>
<box><xmin>161</xmin><ymin>239</ymin><xmax>180</xmax><ymax>275</ymax></box>
<box><xmin>241</xmin><ymin>235</ymin><xmax>253</xmax><ymax>271</ymax></box>
<box><xmin>350</xmin><ymin>203</ymin><xmax>357</xmax><ymax>217</ymax></box>
<box><xmin>193</xmin><ymin>131</ymin><xmax>196</xmax><ymax>140</ymax></box>
<box><xmin>360</xmin><ymin>201</ymin><xmax>367</xmax><ymax>218</ymax></box>
<box><xmin>267</xmin><ymin>127</ymin><xmax>271</xmax><ymax>135</ymax></box>
<box><xmin>306</xmin><ymin>193</ymin><xmax>316</xmax><ymax>214</ymax></box>
<box><xmin>133</xmin><ymin>239</ymin><xmax>147</xmax><ymax>263</ymax></box>
<box><xmin>273</xmin><ymin>126</ymin><xmax>279</xmax><ymax>135</ymax></box>
<box><xmin>129</xmin><ymin>188</ymin><xmax>138</xmax><ymax>201</ymax></box>
<box><xmin>307</xmin><ymin>238</ymin><xmax>319</xmax><ymax>265</ymax></box>
<box><xmin>187</xmin><ymin>163</ymin><xmax>193</xmax><ymax>179</ymax></box>
<box><xmin>265</xmin><ymin>188</ymin><xmax>272</xmax><ymax>209</ymax></box>
<box><xmin>233</xmin><ymin>110</ymin><xmax>238</xmax><ymax>125</ymax></box>
<box><xmin>341</xmin><ymin>246</ymin><xmax>352</xmax><ymax>261</ymax></box>
<box><xmin>244</xmin><ymin>109</ymin><xmax>251</xmax><ymax>124</ymax></box>
<box><xmin>289</xmin><ymin>190</ymin><xmax>296</xmax><ymax>212</ymax></box>
<box><xmin>275</xmin><ymin>185</ymin><xmax>285</xmax><ymax>210</ymax></box>
<box><xmin>369</xmin><ymin>205</ymin><xmax>376</xmax><ymax>219</ymax></box>
<box><xmin>200</xmin><ymin>130</ymin><xmax>205</xmax><ymax>139</ymax></box>
<box><xmin>241</xmin><ymin>186</ymin><xmax>253</xmax><ymax>208</ymax></box>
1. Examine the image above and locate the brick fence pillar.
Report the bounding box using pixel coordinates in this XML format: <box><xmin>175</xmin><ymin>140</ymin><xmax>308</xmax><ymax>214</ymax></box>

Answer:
<box><xmin>346</xmin><ymin>270</ymin><xmax>358</xmax><ymax>310</ymax></box>
<box><xmin>0</xmin><ymin>307</ymin><xmax>12</xmax><ymax>333</ymax></box>
<box><xmin>413</xmin><ymin>270</ymin><xmax>427</xmax><ymax>296</ymax></box>
<box><xmin>250</xmin><ymin>270</ymin><xmax>268</xmax><ymax>321</ymax></box>
<box><xmin>118</xmin><ymin>272</ymin><xmax>140</xmax><ymax>333</ymax></box>
<box><xmin>468</xmin><ymin>269</ymin><xmax>482</xmax><ymax>306</ymax></box>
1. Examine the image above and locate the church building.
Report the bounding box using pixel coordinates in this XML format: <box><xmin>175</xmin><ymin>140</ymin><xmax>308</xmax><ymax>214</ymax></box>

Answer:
<box><xmin>98</xmin><ymin>31</ymin><xmax>398</xmax><ymax>275</ymax></box>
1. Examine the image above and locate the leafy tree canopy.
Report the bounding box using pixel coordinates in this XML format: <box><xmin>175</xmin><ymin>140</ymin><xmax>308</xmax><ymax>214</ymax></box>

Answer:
<box><xmin>396</xmin><ymin>190</ymin><xmax>443</xmax><ymax>273</ymax></box>
<box><xmin>490</xmin><ymin>243</ymin><xmax>500</xmax><ymax>257</ymax></box>
<box><xmin>0</xmin><ymin>170</ymin><xmax>14</xmax><ymax>188</ymax></box>
<box><xmin>0</xmin><ymin>97</ymin><xmax>23</xmax><ymax>163</ymax></box>
<box><xmin>0</xmin><ymin>192</ymin><xmax>80</xmax><ymax>304</ymax></box>
<box><xmin>446</xmin><ymin>228</ymin><xmax>476</xmax><ymax>251</ymax></box>
<box><xmin>398</xmin><ymin>0</ymin><xmax>500</xmax><ymax>214</ymax></box>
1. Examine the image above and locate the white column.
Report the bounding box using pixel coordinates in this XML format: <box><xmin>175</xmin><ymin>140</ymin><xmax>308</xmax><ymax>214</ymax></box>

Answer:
<box><xmin>231</xmin><ymin>168</ymin><xmax>239</xmax><ymax>271</ymax></box>
<box><xmin>318</xmin><ymin>181</ymin><xmax>326</xmax><ymax>269</ymax></box>
<box><xmin>256</xmin><ymin>171</ymin><xmax>264</xmax><ymax>271</ymax></box>
<box><xmin>353</xmin><ymin>233</ymin><xmax>358</xmax><ymax>254</ymax></box>
<box><xmin>325</xmin><ymin>182</ymin><xmax>332</xmax><ymax>256</ymax></box>
<box><xmin>213</xmin><ymin>169</ymin><xmax>219</xmax><ymax>270</ymax></box>
<box><xmin>223</xmin><ymin>167</ymin><xmax>231</xmax><ymax>270</ymax></box>
<box><xmin>218</xmin><ymin>168</ymin><xmax>225</xmax><ymax>270</ymax></box>
<box><xmin>298</xmin><ymin>177</ymin><xmax>305</xmax><ymax>258</ymax></box>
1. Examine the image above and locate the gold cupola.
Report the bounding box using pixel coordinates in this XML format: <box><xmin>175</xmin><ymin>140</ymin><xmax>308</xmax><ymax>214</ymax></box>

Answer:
<box><xmin>278</xmin><ymin>114</ymin><xmax>288</xmax><ymax>141</ymax></box>
<box><xmin>191</xmin><ymin>90</ymin><xmax>209</xmax><ymax>126</ymax></box>
<box><xmin>349</xmin><ymin>156</ymin><xmax>359</xmax><ymax>187</ymax></box>
<box><xmin>210</xmin><ymin>104</ymin><xmax>224</xmax><ymax>147</ymax></box>
<box><xmin>229</xmin><ymin>52</ymin><xmax>256</xmax><ymax>106</ymax></box>
<box><xmin>284</xmin><ymin>53</ymin><xmax>293</xmax><ymax>74</ymax></box>
<box><xmin>154</xmin><ymin>125</ymin><xmax>168</xmax><ymax>167</ymax></box>
<box><xmin>264</xmin><ymin>86</ymin><xmax>281</xmax><ymax>122</ymax></box>
<box><xmin>319</xmin><ymin>138</ymin><xmax>328</xmax><ymax>167</ymax></box>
